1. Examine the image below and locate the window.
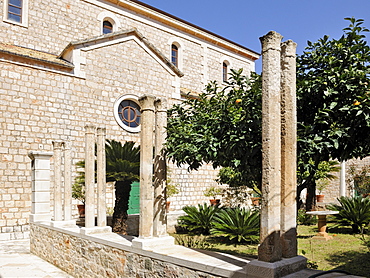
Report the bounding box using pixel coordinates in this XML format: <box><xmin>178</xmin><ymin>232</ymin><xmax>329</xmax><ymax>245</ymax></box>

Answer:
<box><xmin>114</xmin><ymin>95</ymin><xmax>141</xmax><ymax>133</ymax></box>
<box><xmin>171</xmin><ymin>44</ymin><xmax>178</xmax><ymax>67</ymax></box>
<box><xmin>103</xmin><ymin>20</ymin><xmax>113</xmax><ymax>34</ymax></box>
<box><xmin>222</xmin><ymin>62</ymin><xmax>228</xmax><ymax>82</ymax></box>
<box><xmin>8</xmin><ymin>0</ymin><xmax>21</xmax><ymax>23</ymax></box>
<box><xmin>3</xmin><ymin>0</ymin><xmax>28</xmax><ymax>27</ymax></box>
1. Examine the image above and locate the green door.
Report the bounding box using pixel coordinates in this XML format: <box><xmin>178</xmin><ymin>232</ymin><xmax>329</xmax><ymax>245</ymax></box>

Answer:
<box><xmin>127</xmin><ymin>181</ymin><xmax>140</xmax><ymax>214</ymax></box>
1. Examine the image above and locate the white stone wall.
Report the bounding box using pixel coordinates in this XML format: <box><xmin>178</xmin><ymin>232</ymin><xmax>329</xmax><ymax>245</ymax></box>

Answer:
<box><xmin>0</xmin><ymin>0</ymin><xmax>256</xmax><ymax>237</ymax></box>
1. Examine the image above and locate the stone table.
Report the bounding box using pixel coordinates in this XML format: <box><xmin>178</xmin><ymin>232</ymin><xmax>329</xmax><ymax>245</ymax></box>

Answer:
<box><xmin>306</xmin><ymin>210</ymin><xmax>339</xmax><ymax>240</ymax></box>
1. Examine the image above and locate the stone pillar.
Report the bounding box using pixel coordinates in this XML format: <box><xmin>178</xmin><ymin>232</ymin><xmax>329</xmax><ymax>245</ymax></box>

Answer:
<box><xmin>97</xmin><ymin>127</ymin><xmax>107</xmax><ymax>227</ymax></box>
<box><xmin>280</xmin><ymin>40</ymin><xmax>298</xmax><ymax>258</ymax></box>
<box><xmin>153</xmin><ymin>98</ymin><xmax>168</xmax><ymax>237</ymax></box>
<box><xmin>64</xmin><ymin>142</ymin><xmax>72</xmax><ymax>221</ymax></box>
<box><xmin>259</xmin><ymin>31</ymin><xmax>283</xmax><ymax>263</ymax></box>
<box><xmin>340</xmin><ymin>161</ymin><xmax>346</xmax><ymax>197</ymax></box>
<box><xmin>52</xmin><ymin>141</ymin><xmax>64</xmax><ymax>221</ymax></box>
<box><xmin>85</xmin><ymin>125</ymin><xmax>96</xmax><ymax>228</ymax></box>
<box><xmin>138</xmin><ymin>95</ymin><xmax>156</xmax><ymax>238</ymax></box>
<box><xmin>28</xmin><ymin>151</ymin><xmax>53</xmax><ymax>223</ymax></box>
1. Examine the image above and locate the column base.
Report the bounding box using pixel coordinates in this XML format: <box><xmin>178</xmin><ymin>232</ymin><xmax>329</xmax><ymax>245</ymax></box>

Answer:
<box><xmin>132</xmin><ymin>235</ymin><xmax>175</xmax><ymax>250</ymax></box>
<box><xmin>80</xmin><ymin>226</ymin><xmax>112</xmax><ymax>235</ymax></box>
<box><xmin>312</xmin><ymin>232</ymin><xmax>333</xmax><ymax>241</ymax></box>
<box><xmin>246</xmin><ymin>256</ymin><xmax>307</xmax><ymax>278</ymax></box>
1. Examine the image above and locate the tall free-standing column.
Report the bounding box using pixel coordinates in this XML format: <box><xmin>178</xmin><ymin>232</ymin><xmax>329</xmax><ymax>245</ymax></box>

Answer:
<box><xmin>52</xmin><ymin>141</ymin><xmax>64</xmax><ymax>221</ymax></box>
<box><xmin>64</xmin><ymin>142</ymin><xmax>72</xmax><ymax>221</ymax></box>
<box><xmin>153</xmin><ymin>98</ymin><xmax>168</xmax><ymax>237</ymax></box>
<box><xmin>138</xmin><ymin>95</ymin><xmax>156</xmax><ymax>238</ymax></box>
<box><xmin>97</xmin><ymin>127</ymin><xmax>107</xmax><ymax>227</ymax></box>
<box><xmin>85</xmin><ymin>125</ymin><xmax>96</xmax><ymax>228</ymax></box>
<box><xmin>28</xmin><ymin>151</ymin><xmax>53</xmax><ymax>223</ymax></box>
<box><xmin>280</xmin><ymin>40</ymin><xmax>298</xmax><ymax>258</ymax></box>
<box><xmin>259</xmin><ymin>31</ymin><xmax>283</xmax><ymax>263</ymax></box>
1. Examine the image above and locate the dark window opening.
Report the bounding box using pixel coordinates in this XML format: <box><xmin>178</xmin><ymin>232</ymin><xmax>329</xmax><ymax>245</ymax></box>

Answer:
<box><xmin>8</xmin><ymin>0</ymin><xmax>22</xmax><ymax>23</ymax></box>
<box><xmin>103</xmin><ymin>20</ymin><xmax>113</xmax><ymax>34</ymax></box>
<box><xmin>171</xmin><ymin>44</ymin><xmax>178</xmax><ymax>67</ymax></box>
<box><xmin>223</xmin><ymin>62</ymin><xmax>228</xmax><ymax>82</ymax></box>
<box><xmin>118</xmin><ymin>100</ymin><xmax>141</xmax><ymax>128</ymax></box>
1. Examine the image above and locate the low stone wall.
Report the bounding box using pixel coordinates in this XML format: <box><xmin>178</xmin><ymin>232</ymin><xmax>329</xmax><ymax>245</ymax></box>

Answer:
<box><xmin>30</xmin><ymin>223</ymin><xmax>226</xmax><ymax>278</ymax></box>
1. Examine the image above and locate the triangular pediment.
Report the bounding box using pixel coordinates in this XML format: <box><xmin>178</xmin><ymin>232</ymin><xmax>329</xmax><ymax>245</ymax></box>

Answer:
<box><xmin>59</xmin><ymin>28</ymin><xmax>183</xmax><ymax>78</ymax></box>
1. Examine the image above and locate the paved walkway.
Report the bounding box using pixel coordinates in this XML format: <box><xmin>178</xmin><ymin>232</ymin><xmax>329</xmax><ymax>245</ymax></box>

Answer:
<box><xmin>0</xmin><ymin>239</ymin><xmax>73</xmax><ymax>278</ymax></box>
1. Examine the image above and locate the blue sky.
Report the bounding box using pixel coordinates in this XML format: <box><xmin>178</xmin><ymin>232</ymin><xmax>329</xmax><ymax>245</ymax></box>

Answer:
<box><xmin>138</xmin><ymin>0</ymin><xmax>370</xmax><ymax>73</ymax></box>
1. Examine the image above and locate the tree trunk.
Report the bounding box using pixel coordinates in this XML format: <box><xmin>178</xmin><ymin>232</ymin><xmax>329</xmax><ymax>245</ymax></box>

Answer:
<box><xmin>305</xmin><ymin>179</ymin><xmax>316</xmax><ymax>211</ymax></box>
<box><xmin>112</xmin><ymin>180</ymin><xmax>131</xmax><ymax>234</ymax></box>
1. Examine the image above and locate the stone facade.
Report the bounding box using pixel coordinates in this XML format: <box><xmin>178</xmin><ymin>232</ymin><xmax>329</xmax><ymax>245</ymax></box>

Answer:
<box><xmin>0</xmin><ymin>0</ymin><xmax>259</xmax><ymax>238</ymax></box>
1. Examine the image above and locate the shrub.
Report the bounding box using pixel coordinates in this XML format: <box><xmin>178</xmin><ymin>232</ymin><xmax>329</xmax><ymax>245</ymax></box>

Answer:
<box><xmin>297</xmin><ymin>208</ymin><xmax>317</xmax><ymax>225</ymax></box>
<box><xmin>178</xmin><ymin>203</ymin><xmax>220</xmax><ymax>235</ymax></box>
<box><xmin>327</xmin><ymin>196</ymin><xmax>370</xmax><ymax>233</ymax></box>
<box><xmin>211</xmin><ymin>207</ymin><xmax>260</xmax><ymax>243</ymax></box>
<box><xmin>174</xmin><ymin>234</ymin><xmax>212</xmax><ymax>249</ymax></box>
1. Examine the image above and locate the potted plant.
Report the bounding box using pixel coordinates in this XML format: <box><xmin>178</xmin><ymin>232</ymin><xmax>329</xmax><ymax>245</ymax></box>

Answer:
<box><xmin>314</xmin><ymin>160</ymin><xmax>340</xmax><ymax>203</ymax></box>
<box><xmin>72</xmin><ymin>168</ymin><xmax>85</xmax><ymax>218</ymax></box>
<box><xmin>315</xmin><ymin>178</ymin><xmax>329</xmax><ymax>202</ymax></box>
<box><xmin>166</xmin><ymin>183</ymin><xmax>180</xmax><ymax>212</ymax></box>
<box><xmin>250</xmin><ymin>185</ymin><xmax>261</xmax><ymax>206</ymax></box>
<box><xmin>204</xmin><ymin>186</ymin><xmax>222</xmax><ymax>206</ymax></box>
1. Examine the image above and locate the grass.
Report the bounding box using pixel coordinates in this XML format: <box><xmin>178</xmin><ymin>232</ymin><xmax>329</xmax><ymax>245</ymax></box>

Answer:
<box><xmin>173</xmin><ymin>222</ymin><xmax>370</xmax><ymax>277</ymax></box>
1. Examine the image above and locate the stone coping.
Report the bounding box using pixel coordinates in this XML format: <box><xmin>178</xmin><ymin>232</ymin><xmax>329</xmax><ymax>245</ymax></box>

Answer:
<box><xmin>306</xmin><ymin>211</ymin><xmax>339</xmax><ymax>216</ymax></box>
<box><xmin>32</xmin><ymin>222</ymin><xmax>250</xmax><ymax>277</ymax></box>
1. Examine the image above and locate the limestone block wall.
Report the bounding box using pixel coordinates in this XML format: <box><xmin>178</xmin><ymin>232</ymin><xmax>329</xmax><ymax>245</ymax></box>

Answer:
<box><xmin>30</xmin><ymin>224</ymin><xmax>222</xmax><ymax>278</ymax></box>
<box><xmin>0</xmin><ymin>0</ymin><xmax>256</xmax><ymax>238</ymax></box>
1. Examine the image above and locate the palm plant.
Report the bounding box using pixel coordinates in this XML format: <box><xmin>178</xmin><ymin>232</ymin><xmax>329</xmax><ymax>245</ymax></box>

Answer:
<box><xmin>211</xmin><ymin>207</ymin><xmax>260</xmax><ymax>243</ymax></box>
<box><xmin>327</xmin><ymin>196</ymin><xmax>370</xmax><ymax>233</ymax></box>
<box><xmin>178</xmin><ymin>203</ymin><xmax>220</xmax><ymax>235</ymax></box>
<box><xmin>105</xmin><ymin>140</ymin><xmax>140</xmax><ymax>234</ymax></box>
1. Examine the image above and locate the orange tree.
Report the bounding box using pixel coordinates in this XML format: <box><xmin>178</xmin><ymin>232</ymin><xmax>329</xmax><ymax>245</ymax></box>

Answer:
<box><xmin>166</xmin><ymin>18</ymin><xmax>370</xmax><ymax>210</ymax></box>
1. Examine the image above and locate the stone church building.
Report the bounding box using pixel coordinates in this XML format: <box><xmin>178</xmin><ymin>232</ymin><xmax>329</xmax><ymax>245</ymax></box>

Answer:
<box><xmin>0</xmin><ymin>0</ymin><xmax>259</xmax><ymax>239</ymax></box>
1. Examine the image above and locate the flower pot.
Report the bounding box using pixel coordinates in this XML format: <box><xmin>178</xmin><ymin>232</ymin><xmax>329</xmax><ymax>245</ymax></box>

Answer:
<box><xmin>166</xmin><ymin>201</ymin><xmax>171</xmax><ymax>213</ymax></box>
<box><xmin>209</xmin><ymin>199</ymin><xmax>220</xmax><ymax>206</ymax></box>
<box><xmin>316</xmin><ymin>194</ymin><xmax>325</xmax><ymax>203</ymax></box>
<box><xmin>77</xmin><ymin>204</ymin><xmax>85</xmax><ymax>218</ymax></box>
<box><xmin>251</xmin><ymin>197</ymin><xmax>261</xmax><ymax>206</ymax></box>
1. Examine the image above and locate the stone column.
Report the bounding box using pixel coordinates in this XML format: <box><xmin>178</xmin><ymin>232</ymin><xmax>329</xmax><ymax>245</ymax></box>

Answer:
<box><xmin>52</xmin><ymin>141</ymin><xmax>64</xmax><ymax>221</ymax></box>
<box><xmin>97</xmin><ymin>127</ymin><xmax>107</xmax><ymax>227</ymax></box>
<box><xmin>64</xmin><ymin>142</ymin><xmax>72</xmax><ymax>221</ymax></box>
<box><xmin>138</xmin><ymin>95</ymin><xmax>156</xmax><ymax>238</ymax></box>
<box><xmin>153</xmin><ymin>98</ymin><xmax>168</xmax><ymax>237</ymax></box>
<box><xmin>28</xmin><ymin>151</ymin><xmax>53</xmax><ymax>223</ymax></box>
<box><xmin>259</xmin><ymin>31</ymin><xmax>283</xmax><ymax>262</ymax></box>
<box><xmin>85</xmin><ymin>125</ymin><xmax>96</xmax><ymax>228</ymax></box>
<box><xmin>280</xmin><ymin>40</ymin><xmax>298</xmax><ymax>258</ymax></box>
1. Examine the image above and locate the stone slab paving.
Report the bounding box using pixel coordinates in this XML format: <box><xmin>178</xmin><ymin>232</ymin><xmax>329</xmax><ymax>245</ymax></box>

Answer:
<box><xmin>0</xmin><ymin>239</ymin><xmax>73</xmax><ymax>278</ymax></box>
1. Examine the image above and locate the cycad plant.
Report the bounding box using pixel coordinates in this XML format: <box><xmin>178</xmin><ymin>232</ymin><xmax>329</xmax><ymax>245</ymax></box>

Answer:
<box><xmin>105</xmin><ymin>140</ymin><xmax>140</xmax><ymax>234</ymax></box>
<box><xmin>327</xmin><ymin>196</ymin><xmax>370</xmax><ymax>233</ymax></box>
<box><xmin>211</xmin><ymin>207</ymin><xmax>260</xmax><ymax>243</ymax></box>
<box><xmin>73</xmin><ymin>140</ymin><xmax>140</xmax><ymax>234</ymax></box>
<box><xmin>178</xmin><ymin>203</ymin><xmax>219</xmax><ymax>235</ymax></box>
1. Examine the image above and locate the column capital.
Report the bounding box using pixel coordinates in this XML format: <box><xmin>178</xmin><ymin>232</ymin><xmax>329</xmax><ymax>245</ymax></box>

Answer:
<box><xmin>52</xmin><ymin>140</ymin><xmax>64</xmax><ymax>150</ymax></box>
<box><xmin>154</xmin><ymin>98</ymin><xmax>167</xmax><ymax>112</ymax></box>
<box><xmin>139</xmin><ymin>95</ymin><xmax>156</xmax><ymax>112</ymax></box>
<box><xmin>260</xmin><ymin>31</ymin><xmax>283</xmax><ymax>53</ymax></box>
<box><xmin>85</xmin><ymin>125</ymin><xmax>96</xmax><ymax>134</ymax></box>
<box><xmin>281</xmin><ymin>40</ymin><xmax>297</xmax><ymax>58</ymax></box>
<box><xmin>97</xmin><ymin>127</ymin><xmax>106</xmax><ymax>135</ymax></box>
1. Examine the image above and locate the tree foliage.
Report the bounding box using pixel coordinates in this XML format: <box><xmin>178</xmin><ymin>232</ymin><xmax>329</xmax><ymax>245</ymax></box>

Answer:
<box><xmin>297</xmin><ymin>17</ymin><xmax>370</xmax><ymax>209</ymax></box>
<box><xmin>166</xmin><ymin>69</ymin><xmax>262</xmax><ymax>188</ymax></box>
<box><xmin>166</xmin><ymin>18</ymin><xmax>370</xmax><ymax>210</ymax></box>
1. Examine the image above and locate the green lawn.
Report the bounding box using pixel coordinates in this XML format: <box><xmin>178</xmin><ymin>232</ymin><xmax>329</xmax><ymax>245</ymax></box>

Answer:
<box><xmin>173</xmin><ymin>224</ymin><xmax>370</xmax><ymax>277</ymax></box>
